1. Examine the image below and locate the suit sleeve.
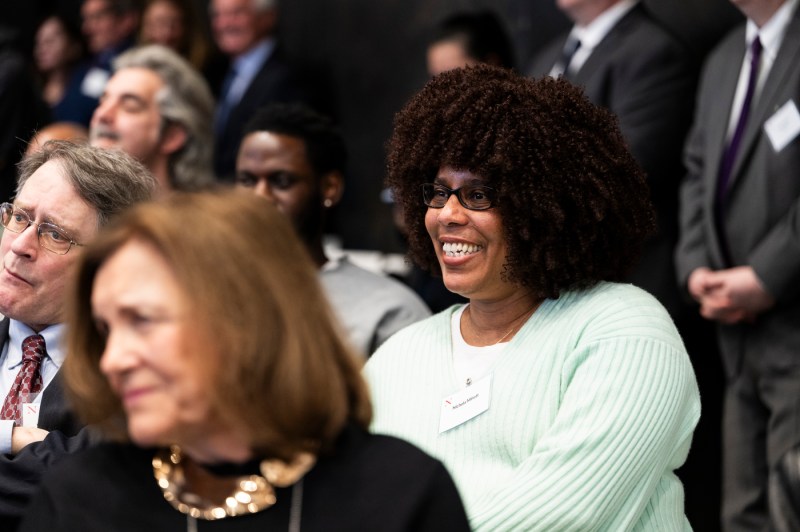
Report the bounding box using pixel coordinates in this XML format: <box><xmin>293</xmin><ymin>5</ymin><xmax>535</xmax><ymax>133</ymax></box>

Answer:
<box><xmin>675</xmin><ymin>114</ymin><xmax>711</xmax><ymax>285</ymax></box>
<box><xmin>0</xmin><ymin>426</ymin><xmax>98</xmax><ymax>524</ymax></box>
<box><xmin>675</xmin><ymin>58</ymin><xmax>716</xmax><ymax>287</ymax></box>
<box><xmin>748</xmin><ymin>183</ymin><xmax>800</xmax><ymax>302</ymax></box>
<box><xmin>607</xmin><ymin>35</ymin><xmax>697</xmax><ymax>204</ymax></box>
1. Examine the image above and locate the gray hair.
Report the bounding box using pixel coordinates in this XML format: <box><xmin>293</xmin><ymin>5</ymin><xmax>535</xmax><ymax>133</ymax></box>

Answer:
<box><xmin>114</xmin><ymin>44</ymin><xmax>215</xmax><ymax>190</ymax></box>
<box><xmin>17</xmin><ymin>140</ymin><xmax>157</xmax><ymax>228</ymax></box>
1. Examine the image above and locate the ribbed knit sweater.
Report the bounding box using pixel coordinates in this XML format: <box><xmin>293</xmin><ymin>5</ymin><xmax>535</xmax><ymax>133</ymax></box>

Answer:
<box><xmin>365</xmin><ymin>282</ymin><xmax>700</xmax><ymax>531</ymax></box>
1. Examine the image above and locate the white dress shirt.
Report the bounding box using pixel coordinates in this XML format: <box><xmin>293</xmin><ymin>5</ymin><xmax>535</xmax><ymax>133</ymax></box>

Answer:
<box><xmin>726</xmin><ymin>0</ymin><xmax>799</xmax><ymax>138</ymax></box>
<box><xmin>0</xmin><ymin>321</ymin><xmax>66</xmax><ymax>453</ymax></box>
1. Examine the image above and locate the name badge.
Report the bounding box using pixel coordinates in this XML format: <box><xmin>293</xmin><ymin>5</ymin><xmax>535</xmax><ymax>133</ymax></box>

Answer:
<box><xmin>764</xmin><ymin>99</ymin><xmax>800</xmax><ymax>152</ymax></box>
<box><xmin>81</xmin><ymin>67</ymin><xmax>109</xmax><ymax>98</ymax></box>
<box><xmin>439</xmin><ymin>374</ymin><xmax>491</xmax><ymax>433</ymax></box>
<box><xmin>22</xmin><ymin>403</ymin><xmax>40</xmax><ymax>428</ymax></box>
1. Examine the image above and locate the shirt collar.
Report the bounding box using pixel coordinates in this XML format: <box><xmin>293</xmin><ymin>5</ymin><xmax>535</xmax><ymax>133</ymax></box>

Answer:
<box><xmin>571</xmin><ymin>0</ymin><xmax>638</xmax><ymax>51</ymax></box>
<box><xmin>746</xmin><ymin>0</ymin><xmax>798</xmax><ymax>62</ymax></box>
<box><xmin>232</xmin><ymin>38</ymin><xmax>275</xmax><ymax>77</ymax></box>
<box><xmin>5</xmin><ymin>320</ymin><xmax>66</xmax><ymax>370</ymax></box>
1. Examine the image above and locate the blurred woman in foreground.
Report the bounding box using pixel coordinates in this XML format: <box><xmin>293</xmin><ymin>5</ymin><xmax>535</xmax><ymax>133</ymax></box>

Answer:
<box><xmin>20</xmin><ymin>189</ymin><xmax>469</xmax><ymax>531</ymax></box>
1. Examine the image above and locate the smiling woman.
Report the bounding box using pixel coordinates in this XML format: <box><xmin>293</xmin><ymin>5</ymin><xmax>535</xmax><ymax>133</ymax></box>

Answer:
<box><xmin>17</xmin><ymin>189</ymin><xmax>470</xmax><ymax>532</ymax></box>
<box><xmin>364</xmin><ymin>65</ymin><xmax>701</xmax><ymax>531</ymax></box>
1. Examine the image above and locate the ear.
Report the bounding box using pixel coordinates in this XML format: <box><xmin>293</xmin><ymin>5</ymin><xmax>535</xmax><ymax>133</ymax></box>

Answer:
<box><xmin>159</xmin><ymin>124</ymin><xmax>188</xmax><ymax>156</ymax></box>
<box><xmin>320</xmin><ymin>171</ymin><xmax>344</xmax><ymax>208</ymax></box>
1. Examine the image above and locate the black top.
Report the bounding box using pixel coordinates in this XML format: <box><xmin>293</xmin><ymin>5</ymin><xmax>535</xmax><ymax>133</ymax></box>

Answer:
<box><xmin>18</xmin><ymin>425</ymin><xmax>470</xmax><ymax>532</ymax></box>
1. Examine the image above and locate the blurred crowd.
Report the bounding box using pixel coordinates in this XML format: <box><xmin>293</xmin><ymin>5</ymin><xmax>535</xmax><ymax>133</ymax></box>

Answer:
<box><xmin>1</xmin><ymin>1</ymin><xmax>800</xmax><ymax>531</ymax></box>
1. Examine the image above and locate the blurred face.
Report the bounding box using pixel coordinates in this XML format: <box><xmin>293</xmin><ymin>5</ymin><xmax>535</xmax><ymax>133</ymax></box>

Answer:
<box><xmin>427</xmin><ymin>40</ymin><xmax>476</xmax><ymax>77</ymax></box>
<box><xmin>556</xmin><ymin>0</ymin><xmax>617</xmax><ymax>25</ymax></box>
<box><xmin>82</xmin><ymin>0</ymin><xmax>123</xmax><ymax>53</ymax></box>
<box><xmin>729</xmin><ymin>0</ymin><xmax>785</xmax><ymax>26</ymax></box>
<box><xmin>211</xmin><ymin>0</ymin><xmax>273</xmax><ymax>57</ymax></box>
<box><xmin>0</xmin><ymin>161</ymin><xmax>98</xmax><ymax>331</ymax></box>
<box><xmin>141</xmin><ymin>0</ymin><xmax>185</xmax><ymax>50</ymax></box>
<box><xmin>90</xmin><ymin>67</ymin><xmax>167</xmax><ymax>169</ymax></box>
<box><xmin>94</xmin><ymin>239</ymin><xmax>217</xmax><ymax>449</ymax></box>
<box><xmin>235</xmin><ymin>131</ymin><xmax>323</xmax><ymax>244</ymax></box>
<box><xmin>424</xmin><ymin>167</ymin><xmax>511</xmax><ymax>301</ymax></box>
<box><xmin>35</xmin><ymin>17</ymin><xmax>80</xmax><ymax>73</ymax></box>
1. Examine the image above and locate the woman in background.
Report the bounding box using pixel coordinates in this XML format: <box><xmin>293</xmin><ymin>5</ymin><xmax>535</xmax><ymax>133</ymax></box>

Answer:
<box><xmin>20</xmin><ymin>189</ymin><xmax>469</xmax><ymax>532</ymax></box>
<box><xmin>33</xmin><ymin>13</ymin><xmax>93</xmax><ymax>125</ymax></box>
<box><xmin>139</xmin><ymin>0</ymin><xmax>211</xmax><ymax>73</ymax></box>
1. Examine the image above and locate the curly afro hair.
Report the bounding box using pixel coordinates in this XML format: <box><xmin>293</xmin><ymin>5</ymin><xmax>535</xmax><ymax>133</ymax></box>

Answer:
<box><xmin>386</xmin><ymin>65</ymin><xmax>656</xmax><ymax>300</ymax></box>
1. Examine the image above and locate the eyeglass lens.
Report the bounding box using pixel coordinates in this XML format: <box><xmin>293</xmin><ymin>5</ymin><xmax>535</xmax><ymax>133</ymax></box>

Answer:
<box><xmin>0</xmin><ymin>203</ymin><xmax>74</xmax><ymax>254</ymax></box>
<box><xmin>422</xmin><ymin>183</ymin><xmax>495</xmax><ymax>210</ymax></box>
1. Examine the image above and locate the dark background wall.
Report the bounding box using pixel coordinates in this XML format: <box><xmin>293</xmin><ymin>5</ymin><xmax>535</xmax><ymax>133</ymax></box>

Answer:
<box><xmin>5</xmin><ymin>0</ymin><xmax>743</xmax><ymax>252</ymax></box>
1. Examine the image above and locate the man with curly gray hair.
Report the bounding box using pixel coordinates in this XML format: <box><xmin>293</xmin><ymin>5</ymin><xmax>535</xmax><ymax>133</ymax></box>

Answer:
<box><xmin>90</xmin><ymin>44</ymin><xmax>215</xmax><ymax>193</ymax></box>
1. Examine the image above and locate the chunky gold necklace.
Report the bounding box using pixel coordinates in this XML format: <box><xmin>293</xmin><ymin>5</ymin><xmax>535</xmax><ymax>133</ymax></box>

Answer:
<box><xmin>152</xmin><ymin>445</ymin><xmax>316</xmax><ymax>521</ymax></box>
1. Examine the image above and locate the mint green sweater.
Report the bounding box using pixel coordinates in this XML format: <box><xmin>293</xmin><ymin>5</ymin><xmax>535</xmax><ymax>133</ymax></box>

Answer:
<box><xmin>365</xmin><ymin>282</ymin><xmax>700</xmax><ymax>531</ymax></box>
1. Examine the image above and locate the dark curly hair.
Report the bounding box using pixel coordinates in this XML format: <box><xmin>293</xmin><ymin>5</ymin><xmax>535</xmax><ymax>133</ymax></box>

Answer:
<box><xmin>386</xmin><ymin>65</ymin><xmax>656</xmax><ymax>300</ymax></box>
<box><xmin>429</xmin><ymin>10</ymin><xmax>515</xmax><ymax>70</ymax></box>
<box><xmin>243</xmin><ymin>102</ymin><xmax>347</xmax><ymax>178</ymax></box>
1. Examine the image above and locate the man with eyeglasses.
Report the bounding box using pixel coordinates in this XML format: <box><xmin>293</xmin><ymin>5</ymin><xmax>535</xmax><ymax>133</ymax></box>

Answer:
<box><xmin>0</xmin><ymin>140</ymin><xmax>155</xmax><ymax>529</ymax></box>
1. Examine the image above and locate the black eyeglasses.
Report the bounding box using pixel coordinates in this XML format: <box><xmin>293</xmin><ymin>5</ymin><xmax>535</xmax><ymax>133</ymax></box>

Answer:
<box><xmin>421</xmin><ymin>183</ymin><xmax>497</xmax><ymax>211</ymax></box>
<box><xmin>0</xmin><ymin>203</ymin><xmax>84</xmax><ymax>255</ymax></box>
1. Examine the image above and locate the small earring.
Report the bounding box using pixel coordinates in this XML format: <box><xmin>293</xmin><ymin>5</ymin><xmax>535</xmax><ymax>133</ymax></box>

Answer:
<box><xmin>323</xmin><ymin>199</ymin><xmax>333</xmax><ymax>208</ymax></box>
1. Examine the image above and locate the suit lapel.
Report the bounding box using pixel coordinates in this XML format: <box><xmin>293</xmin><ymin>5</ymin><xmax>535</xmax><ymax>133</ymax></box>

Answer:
<box><xmin>574</xmin><ymin>5</ymin><xmax>641</xmax><ymax>83</ymax></box>
<box><xmin>707</xmin><ymin>33</ymin><xmax>746</xmax><ymax>188</ymax></box>
<box><xmin>728</xmin><ymin>9</ymin><xmax>800</xmax><ymax>191</ymax></box>
<box><xmin>37</xmin><ymin>373</ymin><xmax>66</xmax><ymax>428</ymax></box>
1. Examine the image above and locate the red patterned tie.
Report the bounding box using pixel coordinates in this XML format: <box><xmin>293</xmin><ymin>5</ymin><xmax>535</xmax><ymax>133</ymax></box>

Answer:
<box><xmin>0</xmin><ymin>335</ymin><xmax>46</xmax><ymax>425</ymax></box>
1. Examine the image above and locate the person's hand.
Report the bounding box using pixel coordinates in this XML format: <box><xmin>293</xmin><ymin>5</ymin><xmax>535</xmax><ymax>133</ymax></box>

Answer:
<box><xmin>690</xmin><ymin>266</ymin><xmax>775</xmax><ymax>324</ymax></box>
<box><xmin>11</xmin><ymin>426</ymin><xmax>49</xmax><ymax>453</ymax></box>
<box><xmin>687</xmin><ymin>267</ymin><xmax>716</xmax><ymax>303</ymax></box>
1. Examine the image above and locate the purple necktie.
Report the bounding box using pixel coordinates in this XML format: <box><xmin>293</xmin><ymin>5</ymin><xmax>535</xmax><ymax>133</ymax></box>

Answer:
<box><xmin>717</xmin><ymin>36</ymin><xmax>763</xmax><ymax>199</ymax></box>
<box><xmin>0</xmin><ymin>335</ymin><xmax>46</xmax><ymax>425</ymax></box>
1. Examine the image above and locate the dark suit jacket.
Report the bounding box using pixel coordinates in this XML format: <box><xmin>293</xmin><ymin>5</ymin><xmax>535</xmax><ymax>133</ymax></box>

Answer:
<box><xmin>675</xmin><ymin>9</ymin><xmax>800</xmax><ymax>377</ymax></box>
<box><xmin>528</xmin><ymin>4</ymin><xmax>698</xmax><ymax>318</ymax></box>
<box><xmin>213</xmin><ymin>45</ymin><xmax>312</xmax><ymax>180</ymax></box>
<box><xmin>0</xmin><ymin>318</ymin><xmax>95</xmax><ymax>530</ymax></box>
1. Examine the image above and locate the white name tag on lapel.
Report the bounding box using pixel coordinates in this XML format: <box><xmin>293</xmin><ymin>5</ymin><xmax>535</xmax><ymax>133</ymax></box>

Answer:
<box><xmin>22</xmin><ymin>403</ymin><xmax>40</xmax><ymax>427</ymax></box>
<box><xmin>439</xmin><ymin>374</ymin><xmax>491</xmax><ymax>433</ymax></box>
<box><xmin>765</xmin><ymin>99</ymin><xmax>800</xmax><ymax>152</ymax></box>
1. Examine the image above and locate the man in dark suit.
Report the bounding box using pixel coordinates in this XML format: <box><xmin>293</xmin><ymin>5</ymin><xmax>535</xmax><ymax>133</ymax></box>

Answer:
<box><xmin>675</xmin><ymin>0</ymin><xmax>800</xmax><ymax>529</ymax></box>
<box><xmin>528</xmin><ymin>3</ymin><xmax>724</xmax><ymax>528</ymax></box>
<box><xmin>210</xmin><ymin>0</ymin><xmax>311</xmax><ymax>180</ymax></box>
<box><xmin>0</xmin><ymin>141</ymin><xmax>155</xmax><ymax>529</ymax></box>
<box><xmin>528</xmin><ymin>0</ymin><xmax>697</xmax><ymax>319</ymax></box>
